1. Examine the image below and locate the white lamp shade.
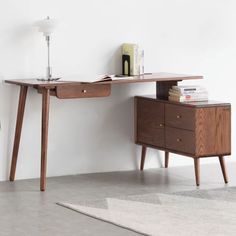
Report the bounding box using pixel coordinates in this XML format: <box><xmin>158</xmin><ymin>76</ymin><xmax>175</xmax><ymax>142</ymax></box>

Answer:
<box><xmin>35</xmin><ymin>17</ymin><xmax>57</xmax><ymax>36</ymax></box>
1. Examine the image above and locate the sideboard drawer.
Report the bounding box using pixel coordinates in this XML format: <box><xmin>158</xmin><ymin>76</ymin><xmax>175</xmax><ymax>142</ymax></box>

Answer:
<box><xmin>137</xmin><ymin>98</ymin><xmax>164</xmax><ymax>123</ymax></box>
<box><xmin>136</xmin><ymin>98</ymin><xmax>165</xmax><ymax>147</ymax></box>
<box><xmin>165</xmin><ymin>127</ymin><xmax>195</xmax><ymax>155</ymax></box>
<box><xmin>138</xmin><ymin>128</ymin><xmax>165</xmax><ymax>147</ymax></box>
<box><xmin>165</xmin><ymin>104</ymin><xmax>195</xmax><ymax>131</ymax></box>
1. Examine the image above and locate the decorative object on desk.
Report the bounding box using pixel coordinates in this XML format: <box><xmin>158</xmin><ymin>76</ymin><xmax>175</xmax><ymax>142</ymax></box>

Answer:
<box><xmin>168</xmin><ymin>85</ymin><xmax>208</xmax><ymax>102</ymax></box>
<box><xmin>139</xmin><ymin>48</ymin><xmax>144</xmax><ymax>75</ymax></box>
<box><xmin>122</xmin><ymin>54</ymin><xmax>131</xmax><ymax>76</ymax></box>
<box><xmin>122</xmin><ymin>43</ymin><xmax>144</xmax><ymax>76</ymax></box>
<box><xmin>34</xmin><ymin>16</ymin><xmax>60</xmax><ymax>81</ymax></box>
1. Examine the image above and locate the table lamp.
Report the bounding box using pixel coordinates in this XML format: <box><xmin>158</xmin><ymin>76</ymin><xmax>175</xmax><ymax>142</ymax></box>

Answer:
<box><xmin>35</xmin><ymin>16</ymin><xmax>60</xmax><ymax>81</ymax></box>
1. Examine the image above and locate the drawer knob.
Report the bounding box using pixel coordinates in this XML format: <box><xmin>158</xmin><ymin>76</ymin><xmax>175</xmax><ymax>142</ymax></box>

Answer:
<box><xmin>177</xmin><ymin>138</ymin><xmax>182</xmax><ymax>142</ymax></box>
<box><xmin>176</xmin><ymin>115</ymin><xmax>181</xmax><ymax>119</ymax></box>
<box><xmin>159</xmin><ymin>123</ymin><xmax>164</xmax><ymax>127</ymax></box>
<box><xmin>82</xmin><ymin>89</ymin><xmax>87</xmax><ymax>93</ymax></box>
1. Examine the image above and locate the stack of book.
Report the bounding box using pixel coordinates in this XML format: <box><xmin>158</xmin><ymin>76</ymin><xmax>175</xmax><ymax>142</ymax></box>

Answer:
<box><xmin>168</xmin><ymin>85</ymin><xmax>208</xmax><ymax>102</ymax></box>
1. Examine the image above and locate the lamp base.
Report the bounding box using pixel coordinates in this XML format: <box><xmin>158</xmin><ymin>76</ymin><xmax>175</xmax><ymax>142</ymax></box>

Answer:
<box><xmin>37</xmin><ymin>77</ymin><xmax>61</xmax><ymax>82</ymax></box>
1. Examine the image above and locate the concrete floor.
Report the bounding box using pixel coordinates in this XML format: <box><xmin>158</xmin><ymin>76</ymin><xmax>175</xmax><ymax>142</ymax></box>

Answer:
<box><xmin>0</xmin><ymin>162</ymin><xmax>236</xmax><ymax>236</ymax></box>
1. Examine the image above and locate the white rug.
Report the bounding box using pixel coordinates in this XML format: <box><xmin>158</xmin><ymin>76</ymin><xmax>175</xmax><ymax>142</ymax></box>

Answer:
<box><xmin>58</xmin><ymin>188</ymin><xmax>236</xmax><ymax>236</ymax></box>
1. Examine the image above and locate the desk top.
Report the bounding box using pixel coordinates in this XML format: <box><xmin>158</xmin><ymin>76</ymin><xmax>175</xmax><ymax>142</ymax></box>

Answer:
<box><xmin>5</xmin><ymin>72</ymin><xmax>203</xmax><ymax>88</ymax></box>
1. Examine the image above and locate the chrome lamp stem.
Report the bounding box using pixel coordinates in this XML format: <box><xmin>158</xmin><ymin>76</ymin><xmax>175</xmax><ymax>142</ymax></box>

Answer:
<box><xmin>46</xmin><ymin>35</ymin><xmax>52</xmax><ymax>80</ymax></box>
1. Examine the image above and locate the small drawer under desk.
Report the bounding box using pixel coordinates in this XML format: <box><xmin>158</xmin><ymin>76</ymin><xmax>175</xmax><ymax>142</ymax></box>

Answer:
<box><xmin>56</xmin><ymin>84</ymin><xmax>111</xmax><ymax>99</ymax></box>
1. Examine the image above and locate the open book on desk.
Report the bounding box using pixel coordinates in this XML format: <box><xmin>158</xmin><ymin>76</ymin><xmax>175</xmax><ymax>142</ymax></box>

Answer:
<box><xmin>59</xmin><ymin>74</ymin><xmax>134</xmax><ymax>84</ymax></box>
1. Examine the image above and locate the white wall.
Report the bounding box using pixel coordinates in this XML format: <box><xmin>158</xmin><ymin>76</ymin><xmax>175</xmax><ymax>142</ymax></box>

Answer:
<box><xmin>0</xmin><ymin>0</ymin><xmax>235</xmax><ymax>181</ymax></box>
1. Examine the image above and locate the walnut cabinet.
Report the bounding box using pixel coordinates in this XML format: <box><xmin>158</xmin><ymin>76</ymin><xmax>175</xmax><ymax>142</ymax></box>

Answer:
<box><xmin>135</xmin><ymin>96</ymin><xmax>231</xmax><ymax>186</ymax></box>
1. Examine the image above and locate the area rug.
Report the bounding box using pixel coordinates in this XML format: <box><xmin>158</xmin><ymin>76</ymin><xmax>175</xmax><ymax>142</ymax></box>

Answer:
<box><xmin>57</xmin><ymin>187</ymin><xmax>236</xmax><ymax>236</ymax></box>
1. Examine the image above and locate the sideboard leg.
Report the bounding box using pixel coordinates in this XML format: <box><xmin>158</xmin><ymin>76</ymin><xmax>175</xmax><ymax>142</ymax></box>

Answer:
<box><xmin>10</xmin><ymin>86</ymin><xmax>28</xmax><ymax>181</ymax></box>
<box><xmin>219</xmin><ymin>156</ymin><xmax>228</xmax><ymax>184</ymax></box>
<box><xmin>40</xmin><ymin>88</ymin><xmax>50</xmax><ymax>191</ymax></box>
<box><xmin>164</xmin><ymin>152</ymin><xmax>169</xmax><ymax>168</ymax></box>
<box><xmin>194</xmin><ymin>158</ymin><xmax>200</xmax><ymax>186</ymax></box>
<box><xmin>140</xmin><ymin>146</ymin><xmax>147</xmax><ymax>171</ymax></box>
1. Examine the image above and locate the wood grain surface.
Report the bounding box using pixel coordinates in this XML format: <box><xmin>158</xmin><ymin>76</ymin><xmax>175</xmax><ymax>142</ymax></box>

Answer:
<box><xmin>196</xmin><ymin>106</ymin><xmax>231</xmax><ymax>156</ymax></box>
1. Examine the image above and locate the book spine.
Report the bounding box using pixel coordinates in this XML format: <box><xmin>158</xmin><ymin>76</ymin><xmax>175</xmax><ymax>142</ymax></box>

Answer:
<box><xmin>172</xmin><ymin>86</ymin><xmax>205</xmax><ymax>93</ymax></box>
<box><xmin>169</xmin><ymin>92</ymin><xmax>208</xmax><ymax>99</ymax></box>
<box><xmin>133</xmin><ymin>45</ymin><xmax>139</xmax><ymax>75</ymax></box>
<box><xmin>138</xmin><ymin>49</ymin><xmax>144</xmax><ymax>75</ymax></box>
<box><xmin>169</xmin><ymin>96</ymin><xmax>208</xmax><ymax>102</ymax></box>
<box><xmin>169</xmin><ymin>89</ymin><xmax>207</xmax><ymax>95</ymax></box>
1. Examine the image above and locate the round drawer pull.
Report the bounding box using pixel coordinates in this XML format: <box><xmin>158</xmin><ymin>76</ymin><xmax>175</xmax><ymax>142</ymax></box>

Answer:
<box><xmin>176</xmin><ymin>115</ymin><xmax>181</xmax><ymax>119</ymax></box>
<box><xmin>82</xmin><ymin>89</ymin><xmax>87</xmax><ymax>93</ymax></box>
<box><xmin>177</xmin><ymin>138</ymin><xmax>182</xmax><ymax>142</ymax></box>
<box><xmin>159</xmin><ymin>123</ymin><xmax>164</xmax><ymax>127</ymax></box>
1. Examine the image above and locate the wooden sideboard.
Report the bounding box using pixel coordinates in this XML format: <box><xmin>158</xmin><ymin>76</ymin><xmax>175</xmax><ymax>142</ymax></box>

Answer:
<box><xmin>135</xmin><ymin>96</ymin><xmax>231</xmax><ymax>186</ymax></box>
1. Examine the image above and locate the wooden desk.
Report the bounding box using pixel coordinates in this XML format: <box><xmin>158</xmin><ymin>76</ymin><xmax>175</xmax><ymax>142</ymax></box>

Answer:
<box><xmin>5</xmin><ymin>73</ymin><xmax>202</xmax><ymax>191</ymax></box>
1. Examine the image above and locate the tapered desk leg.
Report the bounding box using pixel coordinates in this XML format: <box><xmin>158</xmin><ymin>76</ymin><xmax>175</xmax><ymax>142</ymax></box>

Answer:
<box><xmin>165</xmin><ymin>152</ymin><xmax>169</xmax><ymax>168</ymax></box>
<box><xmin>219</xmin><ymin>156</ymin><xmax>228</xmax><ymax>184</ymax></box>
<box><xmin>140</xmin><ymin>146</ymin><xmax>147</xmax><ymax>171</ymax></box>
<box><xmin>194</xmin><ymin>158</ymin><xmax>200</xmax><ymax>186</ymax></box>
<box><xmin>40</xmin><ymin>88</ymin><xmax>50</xmax><ymax>191</ymax></box>
<box><xmin>10</xmin><ymin>86</ymin><xmax>28</xmax><ymax>181</ymax></box>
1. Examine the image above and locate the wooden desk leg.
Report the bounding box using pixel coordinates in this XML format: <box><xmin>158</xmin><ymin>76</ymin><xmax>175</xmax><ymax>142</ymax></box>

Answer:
<box><xmin>10</xmin><ymin>86</ymin><xmax>28</xmax><ymax>181</ymax></box>
<box><xmin>194</xmin><ymin>158</ymin><xmax>200</xmax><ymax>186</ymax></box>
<box><xmin>140</xmin><ymin>146</ymin><xmax>147</xmax><ymax>171</ymax></box>
<box><xmin>40</xmin><ymin>88</ymin><xmax>50</xmax><ymax>191</ymax></box>
<box><xmin>165</xmin><ymin>152</ymin><xmax>169</xmax><ymax>168</ymax></box>
<box><xmin>219</xmin><ymin>156</ymin><xmax>228</xmax><ymax>184</ymax></box>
